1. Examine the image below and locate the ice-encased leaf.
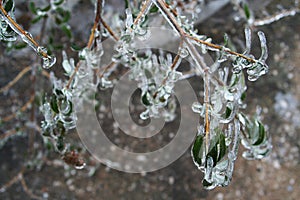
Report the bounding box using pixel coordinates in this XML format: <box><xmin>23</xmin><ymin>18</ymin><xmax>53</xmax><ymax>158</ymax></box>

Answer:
<box><xmin>238</xmin><ymin>113</ymin><xmax>272</xmax><ymax>160</ymax></box>
<box><xmin>191</xmin><ymin>134</ymin><xmax>205</xmax><ymax>167</ymax></box>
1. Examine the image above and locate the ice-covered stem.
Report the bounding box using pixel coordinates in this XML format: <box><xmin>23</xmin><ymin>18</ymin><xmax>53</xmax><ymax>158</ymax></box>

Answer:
<box><xmin>100</xmin><ymin>18</ymin><xmax>119</xmax><ymax>41</ymax></box>
<box><xmin>186</xmin><ymin>34</ymin><xmax>256</xmax><ymax>64</ymax></box>
<box><xmin>152</xmin><ymin>0</ymin><xmax>209</xmax><ymax>74</ymax></box>
<box><xmin>152</xmin><ymin>0</ymin><xmax>257</xmax><ymax>64</ymax></box>
<box><xmin>87</xmin><ymin>0</ymin><xmax>103</xmax><ymax>49</ymax></box>
<box><xmin>66</xmin><ymin>0</ymin><xmax>103</xmax><ymax>89</ymax></box>
<box><xmin>0</xmin><ymin>1</ymin><xmax>55</xmax><ymax>69</ymax></box>
<box><xmin>253</xmin><ymin>7</ymin><xmax>300</xmax><ymax>26</ymax></box>
<box><xmin>133</xmin><ymin>0</ymin><xmax>152</xmax><ymax>26</ymax></box>
<box><xmin>203</xmin><ymin>69</ymin><xmax>211</xmax><ymax>153</ymax></box>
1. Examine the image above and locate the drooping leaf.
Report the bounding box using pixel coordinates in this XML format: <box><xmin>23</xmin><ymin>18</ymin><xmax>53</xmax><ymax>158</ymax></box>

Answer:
<box><xmin>61</xmin><ymin>25</ymin><xmax>72</xmax><ymax>38</ymax></box>
<box><xmin>53</xmin><ymin>0</ymin><xmax>64</xmax><ymax>6</ymax></box>
<box><xmin>243</xmin><ymin>3</ymin><xmax>251</xmax><ymax>20</ymax></box>
<box><xmin>4</xmin><ymin>0</ymin><xmax>14</xmax><ymax>12</ymax></box>
<box><xmin>149</xmin><ymin>5</ymin><xmax>159</xmax><ymax>13</ymax></box>
<box><xmin>29</xmin><ymin>2</ymin><xmax>37</xmax><ymax>15</ymax></box>
<box><xmin>50</xmin><ymin>95</ymin><xmax>59</xmax><ymax>113</ymax></box>
<box><xmin>31</xmin><ymin>16</ymin><xmax>43</xmax><ymax>24</ymax></box>
<box><xmin>253</xmin><ymin>121</ymin><xmax>265</xmax><ymax>145</ymax></box>
<box><xmin>141</xmin><ymin>92</ymin><xmax>152</xmax><ymax>106</ymax></box>
<box><xmin>40</xmin><ymin>5</ymin><xmax>51</xmax><ymax>12</ymax></box>
<box><xmin>218</xmin><ymin>133</ymin><xmax>227</xmax><ymax>162</ymax></box>
<box><xmin>225</xmin><ymin>107</ymin><xmax>232</xmax><ymax>119</ymax></box>
<box><xmin>192</xmin><ymin>134</ymin><xmax>204</xmax><ymax>166</ymax></box>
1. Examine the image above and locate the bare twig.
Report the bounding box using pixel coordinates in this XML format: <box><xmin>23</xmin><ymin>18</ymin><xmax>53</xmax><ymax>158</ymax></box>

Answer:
<box><xmin>19</xmin><ymin>174</ymin><xmax>43</xmax><ymax>200</ymax></box>
<box><xmin>0</xmin><ymin>66</ymin><xmax>31</xmax><ymax>93</ymax></box>
<box><xmin>0</xmin><ymin>171</ymin><xmax>23</xmax><ymax>192</ymax></box>
<box><xmin>100</xmin><ymin>18</ymin><xmax>119</xmax><ymax>41</ymax></box>
<box><xmin>1</xmin><ymin>95</ymin><xmax>35</xmax><ymax>122</ymax></box>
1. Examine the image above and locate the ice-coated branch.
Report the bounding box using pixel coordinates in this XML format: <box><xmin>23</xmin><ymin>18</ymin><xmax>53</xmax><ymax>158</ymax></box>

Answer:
<box><xmin>0</xmin><ymin>1</ymin><xmax>56</xmax><ymax>69</ymax></box>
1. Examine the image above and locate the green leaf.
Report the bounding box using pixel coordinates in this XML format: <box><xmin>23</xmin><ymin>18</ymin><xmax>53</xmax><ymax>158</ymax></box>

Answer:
<box><xmin>124</xmin><ymin>0</ymin><xmax>129</xmax><ymax>9</ymax></box>
<box><xmin>55</xmin><ymin>7</ymin><xmax>71</xmax><ymax>24</ymax></box>
<box><xmin>203</xmin><ymin>179</ymin><xmax>213</xmax><ymax>188</ymax></box>
<box><xmin>61</xmin><ymin>25</ymin><xmax>72</xmax><ymax>38</ymax></box>
<box><xmin>207</xmin><ymin>132</ymin><xmax>227</xmax><ymax>166</ymax></box>
<box><xmin>218</xmin><ymin>133</ymin><xmax>227</xmax><ymax>162</ymax></box>
<box><xmin>241</xmin><ymin>92</ymin><xmax>246</xmax><ymax>101</ymax></box>
<box><xmin>225</xmin><ymin>107</ymin><xmax>232</xmax><ymax>119</ymax></box>
<box><xmin>230</xmin><ymin>74</ymin><xmax>239</xmax><ymax>87</ymax></box>
<box><xmin>149</xmin><ymin>5</ymin><xmax>159</xmax><ymax>13</ymax></box>
<box><xmin>29</xmin><ymin>2</ymin><xmax>37</xmax><ymax>15</ymax></box>
<box><xmin>50</xmin><ymin>95</ymin><xmax>59</xmax><ymax>113</ymax></box>
<box><xmin>223</xmin><ymin>33</ymin><xmax>229</xmax><ymax>46</ymax></box>
<box><xmin>54</xmin><ymin>0</ymin><xmax>64</xmax><ymax>6</ymax></box>
<box><xmin>207</xmin><ymin>136</ymin><xmax>219</xmax><ymax>166</ymax></box>
<box><xmin>141</xmin><ymin>92</ymin><xmax>152</xmax><ymax>106</ymax></box>
<box><xmin>65</xmin><ymin>100</ymin><xmax>73</xmax><ymax>116</ymax></box>
<box><xmin>56</xmin><ymin>136</ymin><xmax>65</xmax><ymax>151</ymax></box>
<box><xmin>243</xmin><ymin>3</ymin><xmax>251</xmax><ymax>20</ymax></box>
<box><xmin>144</xmin><ymin>69</ymin><xmax>152</xmax><ymax>79</ymax></box>
<box><xmin>4</xmin><ymin>0</ymin><xmax>14</xmax><ymax>12</ymax></box>
<box><xmin>40</xmin><ymin>5</ymin><xmax>51</xmax><ymax>12</ymax></box>
<box><xmin>31</xmin><ymin>16</ymin><xmax>43</xmax><ymax>24</ymax></box>
<box><xmin>192</xmin><ymin>134</ymin><xmax>204</xmax><ymax>166</ymax></box>
<box><xmin>253</xmin><ymin>121</ymin><xmax>265</xmax><ymax>145</ymax></box>
<box><xmin>71</xmin><ymin>43</ymin><xmax>83</xmax><ymax>51</ymax></box>
<box><xmin>13</xmin><ymin>42</ymin><xmax>27</xmax><ymax>49</ymax></box>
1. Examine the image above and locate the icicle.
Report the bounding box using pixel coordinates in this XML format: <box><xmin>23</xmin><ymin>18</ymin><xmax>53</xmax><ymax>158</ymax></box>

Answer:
<box><xmin>244</xmin><ymin>27</ymin><xmax>252</xmax><ymax>53</ymax></box>
<box><xmin>258</xmin><ymin>31</ymin><xmax>268</xmax><ymax>61</ymax></box>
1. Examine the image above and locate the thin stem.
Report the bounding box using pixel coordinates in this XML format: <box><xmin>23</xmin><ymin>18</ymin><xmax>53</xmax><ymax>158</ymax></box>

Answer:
<box><xmin>185</xmin><ymin>34</ymin><xmax>256</xmax><ymax>63</ymax></box>
<box><xmin>19</xmin><ymin>174</ymin><xmax>43</xmax><ymax>200</ymax></box>
<box><xmin>97</xmin><ymin>61</ymin><xmax>117</xmax><ymax>78</ymax></box>
<box><xmin>0</xmin><ymin>170</ymin><xmax>23</xmax><ymax>192</ymax></box>
<box><xmin>153</xmin><ymin>0</ymin><xmax>257</xmax><ymax>64</ymax></box>
<box><xmin>87</xmin><ymin>0</ymin><xmax>103</xmax><ymax>49</ymax></box>
<box><xmin>204</xmin><ymin>70</ymin><xmax>211</xmax><ymax>153</ymax></box>
<box><xmin>100</xmin><ymin>18</ymin><xmax>119</xmax><ymax>41</ymax></box>
<box><xmin>0</xmin><ymin>66</ymin><xmax>31</xmax><ymax>93</ymax></box>
<box><xmin>66</xmin><ymin>0</ymin><xmax>103</xmax><ymax>89</ymax></box>
<box><xmin>1</xmin><ymin>95</ymin><xmax>35</xmax><ymax>122</ymax></box>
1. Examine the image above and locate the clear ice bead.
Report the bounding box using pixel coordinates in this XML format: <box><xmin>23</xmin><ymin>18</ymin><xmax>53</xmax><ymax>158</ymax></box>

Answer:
<box><xmin>37</xmin><ymin>46</ymin><xmax>56</xmax><ymax>69</ymax></box>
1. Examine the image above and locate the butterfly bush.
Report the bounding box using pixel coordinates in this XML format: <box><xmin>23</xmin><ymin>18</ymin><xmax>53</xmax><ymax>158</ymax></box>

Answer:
<box><xmin>6</xmin><ymin>0</ymin><xmax>299</xmax><ymax>189</ymax></box>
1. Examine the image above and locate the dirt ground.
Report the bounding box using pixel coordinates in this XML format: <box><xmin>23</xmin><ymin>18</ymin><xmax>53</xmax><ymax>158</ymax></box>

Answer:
<box><xmin>0</xmin><ymin>1</ymin><xmax>300</xmax><ymax>200</ymax></box>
